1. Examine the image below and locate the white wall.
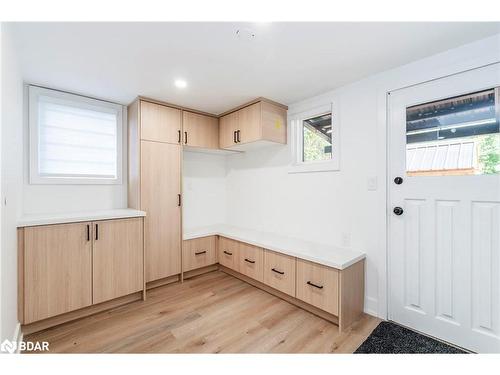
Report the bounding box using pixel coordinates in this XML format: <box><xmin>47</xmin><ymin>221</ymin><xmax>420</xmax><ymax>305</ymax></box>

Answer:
<box><xmin>21</xmin><ymin>87</ymin><xmax>128</xmax><ymax>215</ymax></box>
<box><xmin>222</xmin><ymin>34</ymin><xmax>500</xmax><ymax>319</ymax></box>
<box><xmin>1</xmin><ymin>23</ymin><xmax>24</xmax><ymax>341</ymax></box>
<box><xmin>183</xmin><ymin>151</ymin><xmax>227</xmax><ymax>228</ymax></box>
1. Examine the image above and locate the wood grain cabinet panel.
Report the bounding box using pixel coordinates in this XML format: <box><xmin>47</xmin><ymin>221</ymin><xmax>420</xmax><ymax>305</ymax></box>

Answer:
<box><xmin>141</xmin><ymin>140</ymin><xmax>181</xmax><ymax>282</ymax></box>
<box><xmin>183</xmin><ymin>236</ymin><xmax>217</xmax><ymax>272</ymax></box>
<box><xmin>140</xmin><ymin>101</ymin><xmax>181</xmax><ymax>144</ymax></box>
<box><xmin>92</xmin><ymin>218</ymin><xmax>144</xmax><ymax>304</ymax></box>
<box><xmin>23</xmin><ymin>223</ymin><xmax>92</xmax><ymax>324</ymax></box>
<box><xmin>238</xmin><ymin>243</ymin><xmax>264</xmax><ymax>282</ymax></box>
<box><xmin>263</xmin><ymin>250</ymin><xmax>296</xmax><ymax>297</ymax></box>
<box><xmin>218</xmin><ymin>236</ymin><xmax>240</xmax><ymax>271</ymax></box>
<box><xmin>296</xmin><ymin>259</ymin><xmax>339</xmax><ymax>316</ymax></box>
<box><xmin>182</xmin><ymin>111</ymin><xmax>219</xmax><ymax>149</ymax></box>
<box><xmin>237</xmin><ymin>102</ymin><xmax>262</xmax><ymax>144</ymax></box>
<box><xmin>219</xmin><ymin>111</ymin><xmax>239</xmax><ymax>149</ymax></box>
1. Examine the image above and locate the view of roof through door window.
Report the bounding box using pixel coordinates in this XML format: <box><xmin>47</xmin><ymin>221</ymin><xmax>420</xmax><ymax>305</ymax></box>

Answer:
<box><xmin>406</xmin><ymin>88</ymin><xmax>500</xmax><ymax>176</ymax></box>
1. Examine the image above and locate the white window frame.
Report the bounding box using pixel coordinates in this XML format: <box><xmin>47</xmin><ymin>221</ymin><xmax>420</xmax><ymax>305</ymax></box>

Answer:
<box><xmin>288</xmin><ymin>100</ymin><xmax>340</xmax><ymax>173</ymax></box>
<box><xmin>29</xmin><ymin>86</ymin><xmax>124</xmax><ymax>185</ymax></box>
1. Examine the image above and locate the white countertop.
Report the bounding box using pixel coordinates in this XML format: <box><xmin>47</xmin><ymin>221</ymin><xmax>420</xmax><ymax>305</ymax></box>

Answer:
<box><xmin>17</xmin><ymin>208</ymin><xmax>146</xmax><ymax>227</ymax></box>
<box><xmin>184</xmin><ymin>224</ymin><xmax>365</xmax><ymax>270</ymax></box>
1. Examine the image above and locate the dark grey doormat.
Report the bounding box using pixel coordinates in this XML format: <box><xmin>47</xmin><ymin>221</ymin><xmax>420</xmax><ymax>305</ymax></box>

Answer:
<box><xmin>354</xmin><ymin>321</ymin><xmax>468</xmax><ymax>354</ymax></box>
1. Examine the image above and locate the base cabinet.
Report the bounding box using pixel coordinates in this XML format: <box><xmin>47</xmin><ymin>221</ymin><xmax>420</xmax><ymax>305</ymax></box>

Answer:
<box><xmin>263</xmin><ymin>250</ymin><xmax>296</xmax><ymax>297</ymax></box>
<box><xmin>23</xmin><ymin>222</ymin><xmax>93</xmax><ymax>324</ymax></box>
<box><xmin>296</xmin><ymin>259</ymin><xmax>339</xmax><ymax>316</ymax></box>
<box><xmin>19</xmin><ymin>217</ymin><xmax>145</xmax><ymax>325</ymax></box>
<box><xmin>238</xmin><ymin>243</ymin><xmax>264</xmax><ymax>282</ymax></box>
<box><xmin>183</xmin><ymin>236</ymin><xmax>217</xmax><ymax>272</ymax></box>
<box><xmin>218</xmin><ymin>236</ymin><xmax>240</xmax><ymax>271</ymax></box>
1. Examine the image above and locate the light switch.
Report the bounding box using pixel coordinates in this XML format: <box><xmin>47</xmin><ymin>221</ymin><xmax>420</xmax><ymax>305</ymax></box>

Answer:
<box><xmin>367</xmin><ymin>176</ymin><xmax>378</xmax><ymax>191</ymax></box>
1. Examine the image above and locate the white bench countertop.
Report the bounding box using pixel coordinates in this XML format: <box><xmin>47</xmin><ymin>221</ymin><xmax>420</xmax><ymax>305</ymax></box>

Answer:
<box><xmin>184</xmin><ymin>224</ymin><xmax>365</xmax><ymax>270</ymax></box>
<box><xmin>17</xmin><ymin>208</ymin><xmax>146</xmax><ymax>227</ymax></box>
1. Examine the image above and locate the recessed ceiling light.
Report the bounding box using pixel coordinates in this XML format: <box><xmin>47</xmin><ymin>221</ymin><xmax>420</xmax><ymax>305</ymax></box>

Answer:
<box><xmin>174</xmin><ymin>79</ymin><xmax>187</xmax><ymax>89</ymax></box>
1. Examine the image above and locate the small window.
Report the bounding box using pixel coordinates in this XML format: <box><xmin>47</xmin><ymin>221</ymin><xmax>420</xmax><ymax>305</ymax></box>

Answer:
<box><xmin>406</xmin><ymin>88</ymin><xmax>500</xmax><ymax>176</ymax></box>
<box><xmin>29</xmin><ymin>86</ymin><xmax>123</xmax><ymax>184</ymax></box>
<box><xmin>289</xmin><ymin>101</ymin><xmax>340</xmax><ymax>173</ymax></box>
<box><xmin>303</xmin><ymin>114</ymin><xmax>332</xmax><ymax>162</ymax></box>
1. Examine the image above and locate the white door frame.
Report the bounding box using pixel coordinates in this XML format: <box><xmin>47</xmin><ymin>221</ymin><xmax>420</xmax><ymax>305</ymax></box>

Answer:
<box><xmin>386</xmin><ymin>62</ymin><xmax>500</xmax><ymax>352</ymax></box>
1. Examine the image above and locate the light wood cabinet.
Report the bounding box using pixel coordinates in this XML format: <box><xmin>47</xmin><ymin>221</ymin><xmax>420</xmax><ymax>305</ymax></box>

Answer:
<box><xmin>238</xmin><ymin>242</ymin><xmax>264</xmax><ymax>282</ymax></box>
<box><xmin>263</xmin><ymin>250</ymin><xmax>296</xmax><ymax>297</ymax></box>
<box><xmin>140</xmin><ymin>100</ymin><xmax>182</xmax><ymax>144</ymax></box>
<box><xmin>219</xmin><ymin>99</ymin><xmax>287</xmax><ymax>150</ymax></box>
<box><xmin>23</xmin><ymin>222</ymin><xmax>93</xmax><ymax>324</ymax></box>
<box><xmin>140</xmin><ymin>140</ymin><xmax>181</xmax><ymax>282</ymax></box>
<box><xmin>296</xmin><ymin>259</ymin><xmax>339</xmax><ymax>316</ymax></box>
<box><xmin>183</xmin><ymin>236</ymin><xmax>217</xmax><ymax>272</ymax></box>
<box><xmin>219</xmin><ymin>111</ymin><xmax>239</xmax><ymax>149</ymax></box>
<box><xmin>20</xmin><ymin>217</ymin><xmax>145</xmax><ymax>326</ymax></box>
<box><xmin>218</xmin><ymin>236</ymin><xmax>239</xmax><ymax>271</ymax></box>
<box><xmin>92</xmin><ymin>218</ymin><xmax>144</xmax><ymax>304</ymax></box>
<box><xmin>182</xmin><ymin>111</ymin><xmax>219</xmax><ymax>149</ymax></box>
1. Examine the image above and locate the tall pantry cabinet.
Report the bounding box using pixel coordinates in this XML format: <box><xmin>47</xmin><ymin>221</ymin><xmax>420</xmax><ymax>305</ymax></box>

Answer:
<box><xmin>128</xmin><ymin>99</ymin><xmax>182</xmax><ymax>283</ymax></box>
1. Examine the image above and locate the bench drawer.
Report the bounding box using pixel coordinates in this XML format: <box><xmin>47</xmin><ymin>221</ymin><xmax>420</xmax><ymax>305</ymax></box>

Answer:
<box><xmin>183</xmin><ymin>236</ymin><xmax>217</xmax><ymax>272</ymax></box>
<box><xmin>238</xmin><ymin>243</ymin><xmax>264</xmax><ymax>282</ymax></box>
<box><xmin>218</xmin><ymin>236</ymin><xmax>239</xmax><ymax>271</ymax></box>
<box><xmin>263</xmin><ymin>250</ymin><xmax>296</xmax><ymax>296</ymax></box>
<box><xmin>296</xmin><ymin>259</ymin><xmax>339</xmax><ymax>315</ymax></box>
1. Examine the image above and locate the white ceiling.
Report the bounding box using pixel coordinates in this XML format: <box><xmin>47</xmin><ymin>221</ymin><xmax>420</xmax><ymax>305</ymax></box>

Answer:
<box><xmin>9</xmin><ymin>22</ymin><xmax>500</xmax><ymax>114</ymax></box>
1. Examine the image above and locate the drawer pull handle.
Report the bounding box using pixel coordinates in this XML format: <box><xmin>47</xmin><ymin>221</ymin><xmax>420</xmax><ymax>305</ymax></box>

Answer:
<box><xmin>307</xmin><ymin>281</ymin><xmax>324</xmax><ymax>289</ymax></box>
<box><xmin>271</xmin><ymin>268</ymin><xmax>284</xmax><ymax>275</ymax></box>
<box><xmin>244</xmin><ymin>258</ymin><xmax>255</xmax><ymax>264</ymax></box>
<box><xmin>195</xmin><ymin>251</ymin><xmax>207</xmax><ymax>255</ymax></box>
<box><xmin>223</xmin><ymin>250</ymin><xmax>233</xmax><ymax>256</ymax></box>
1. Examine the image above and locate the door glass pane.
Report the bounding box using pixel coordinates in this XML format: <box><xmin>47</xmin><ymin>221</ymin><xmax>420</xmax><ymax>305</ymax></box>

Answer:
<box><xmin>406</xmin><ymin>88</ymin><xmax>499</xmax><ymax>176</ymax></box>
<box><xmin>303</xmin><ymin>113</ymin><xmax>332</xmax><ymax>162</ymax></box>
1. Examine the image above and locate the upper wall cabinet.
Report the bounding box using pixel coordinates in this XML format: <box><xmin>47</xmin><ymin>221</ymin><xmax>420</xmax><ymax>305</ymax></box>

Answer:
<box><xmin>140</xmin><ymin>100</ymin><xmax>182</xmax><ymax>144</ymax></box>
<box><xmin>182</xmin><ymin>111</ymin><xmax>219</xmax><ymax>150</ymax></box>
<box><xmin>219</xmin><ymin>99</ymin><xmax>288</xmax><ymax>151</ymax></box>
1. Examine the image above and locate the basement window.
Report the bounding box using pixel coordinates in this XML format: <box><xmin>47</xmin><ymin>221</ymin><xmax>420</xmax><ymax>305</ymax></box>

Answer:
<box><xmin>29</xmin><ymin>86</ymin><xmax>123</xmax><ymax>184</ymax></box>
<box><xmin>289</xmin><ymin>101</ymin><xmax>340</xmax><ymax>173</ymax></box>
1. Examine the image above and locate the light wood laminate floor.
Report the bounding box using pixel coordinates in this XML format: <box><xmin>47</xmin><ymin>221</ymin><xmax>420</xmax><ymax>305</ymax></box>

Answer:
<box><xmin>25</xmin><ymin>270</ymin><xmax>381</xmax><ymax>353</ymax></box>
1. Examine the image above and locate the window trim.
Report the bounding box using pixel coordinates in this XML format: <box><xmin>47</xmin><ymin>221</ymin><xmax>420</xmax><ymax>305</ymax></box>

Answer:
<box><xmin>29</xmin><ymin>86</ymin><xmax>124</xmax><ymax>185</ymax></box>
<box><xmin>288</xmin><ymin>101</ymin><xmax>340</xmax><ymax>173</ymax></box>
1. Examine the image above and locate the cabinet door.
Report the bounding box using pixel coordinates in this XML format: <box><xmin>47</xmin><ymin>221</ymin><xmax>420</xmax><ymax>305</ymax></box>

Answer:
<box><xmin>218</xmin><ymin>236</ymin><xmax>239</xmax><ymax>271</ymax></box>
<box><xmin>182</xmin><ymin>236</ymin><xmax>217</xmax><ymax>272</ymax></box>
<box><xmin>219</xmin><ymin>111</ymin><xmax>239</xmax><ymax>149</ymax></box>
<box><xmin>263</xmin><ymin>250</ymin><xmax>296</xmax><ymax>297</ymax></box>
<box><xmin>24</xmin><ymin>223</ymin><xmax>92</xmax><ymax>324</ymax></box>
<box><xmin>140</xmin><ymin>101</ymin><xmax>182</xmax><ymax>144</ymax></box>
<box><xmin>182</xmin><ymin>111</ymin><xmax>219</xmax><ymax>149</ymax></box>
<box><xmin>92</xmin><ymin>218</ymin><xmax>144</xmax><ymax>304</ymax></box>
<box><xmin>238</xmin><ymin>243</ymin><xmax>264</xmax><ymax>282</ymax></box>
<box><xmin>141</xmin><ymin>140</ymin><xmax>181</xmax><ymax>282</ymax></box>
<box><xmin>296</xmin><ymin>259</ymin><xmax>339</xmax><ymax>315</ymax></box>
<box><xmin>238</xmin><ymin>102</ymin><xmax>262</xmax><ymax>144</ymax></box>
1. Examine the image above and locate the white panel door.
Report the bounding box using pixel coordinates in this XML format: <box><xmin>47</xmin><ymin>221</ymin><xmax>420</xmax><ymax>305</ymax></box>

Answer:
<box><xmin>389</xmin><ymin>63</ymin><xmax>500</xmax><ymax>353</ymax></box>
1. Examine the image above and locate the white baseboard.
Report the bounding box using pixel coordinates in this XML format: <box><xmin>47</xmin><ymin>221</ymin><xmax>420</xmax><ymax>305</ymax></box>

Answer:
<box><xmin>13</xmin><ymin>323</ymin><xmax>23</xmax><ymax>354</ymax></box>
<box><xmin>364</xmin><ymin>296</ymin><xmax>379</xmax><ymax>318</ymax></box>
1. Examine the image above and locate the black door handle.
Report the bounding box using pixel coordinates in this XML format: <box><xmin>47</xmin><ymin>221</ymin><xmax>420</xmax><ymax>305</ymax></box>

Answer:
<box><xmin>223</xmin><ymin>250</ymin><xmax>232</xmax><ymax>256</ymax></box>
<box><xmin>178</xmin><ymin>194</ymin><xmax>181</xmax><ymax>207</ymax></box>
<box><xmin>307</xmin><ymin>281</ymin><xmax>324</xmax><ymax>289</ymax></box>
<box><xmin>95</xmin><ymin>223</ymin><xmax>98</xmax><ymax>240</ymax></box>
<box><xmin>394</xmin><ymin>177</ymin><xmax>403</xmax><ymax>185</ymax></box>
<box><xmin>393</xmin><ymin>207</ymin><xmax>404</xmax><ymax>216</ymax></box>
<box><xmin>178</xmin><ymin>130</ymin><xmax>181</xmax><ymax>143</ymax></box>
<box><xmin>236</xmin><ymin>130</ymin><xmax>241</xmax><ymax>143</ymax></box>
<box><xmin>184</xmin><ymin>131</ymin><xmax>188</xmax><ymax>144</ymax></box>
<box><xmin>244</xmin><ymin>258</ymin><xmax>255</xmax><ymax>264</ymax></box>
<box><xmin>233</xmin><ymin>131</ymin><xmax>237</xmax><ymax>143</ymax></box>
<box><xmin>271</xmin><ymin>268</ymin><xmax>284</xmax><ymax>275</ymax></box>
<box><xmin>195</xmin><ymin>250</ymin><xmax>207</xmax><ymax>255</ymax></box>
<box><xmin>87</xmin><ymin>224</ymin><xmax>90</xmax><ymax>241</ymax></box>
